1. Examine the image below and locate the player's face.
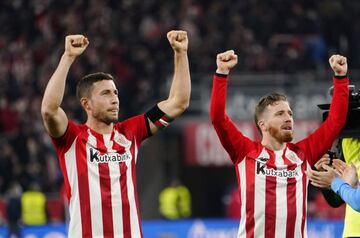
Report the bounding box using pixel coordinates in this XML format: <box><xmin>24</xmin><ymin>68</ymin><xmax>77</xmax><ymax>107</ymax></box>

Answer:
<box><xmin>262</xmin><ymin>101</ymin><xmax>294</xmax><ymax>143</ymax></box>
<box><xmin>88</xmin><ymin>80</ymin><xmax>119</xmax><ymax>124</ymax></box>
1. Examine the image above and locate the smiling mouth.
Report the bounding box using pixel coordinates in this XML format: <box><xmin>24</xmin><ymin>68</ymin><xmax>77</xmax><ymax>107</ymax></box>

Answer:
<box><xmin>281</xmin><ymin>126</ymin><xmax>292</xmax><ymax>131</ymax></box>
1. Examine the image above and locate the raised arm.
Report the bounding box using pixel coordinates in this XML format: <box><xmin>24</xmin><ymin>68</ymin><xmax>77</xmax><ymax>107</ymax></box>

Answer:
<box><xmin>41</xmin><ymin>35</ymin><xmax>89</xmax><ymax>138</ymax></box>
<box><xmin>210</xmin><ymin>50</ymin><xmax>253</xmax><ymax>162</ymax></box>
<box><xmin>149</xmin><ymin>30</ymin><xmax>191</xmax><ymax>135</ymax></box>
<box><xmin>298</xmin><ymin>55</ymin><xmax>349</xmax><ymax>166</ymax></box>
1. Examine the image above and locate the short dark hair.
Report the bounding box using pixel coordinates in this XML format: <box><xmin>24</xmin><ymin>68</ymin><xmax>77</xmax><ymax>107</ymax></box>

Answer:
<box><xmin>254</xmin><ymin>93</ymin><xmax>288</xmax><ymax>134</ymax></box>
<box><xmin>76</xmin><ymin>72</ymin><xmax>114</xmax><ymax>99</ymax></box>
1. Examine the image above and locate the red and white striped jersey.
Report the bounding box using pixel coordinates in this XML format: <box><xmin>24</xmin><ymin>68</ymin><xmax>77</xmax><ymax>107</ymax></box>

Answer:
<box><xmin>52</xmin><ymin>114</ymin><xmax>149</xmax><ymax>238</ymax></box>
<box><xmin>210</xmin><ymin>74</ymin><xmax>349</xmax><ymax>238</ymax></box>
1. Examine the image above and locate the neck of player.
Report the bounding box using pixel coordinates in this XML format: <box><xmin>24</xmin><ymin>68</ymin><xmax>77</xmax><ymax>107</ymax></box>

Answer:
<box><xmin>86</xmin><ymin>117</ymin><xmax>114</xmax><ymax>134</ymax></box>
<box><xmin>261</xmin><ymin>136</ymin><xmax>286</xmax><ymax>151</ymax></box>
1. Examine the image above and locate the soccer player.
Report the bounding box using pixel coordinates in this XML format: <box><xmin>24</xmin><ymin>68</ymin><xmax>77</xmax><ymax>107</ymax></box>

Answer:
<box><xmin>210</xmin><ymin>50</ymin><xmax>349</xmax><ymax>238</ymax></box>
<box><xmin>41</xmin><ymin>31</ymin><xmax>190</xmax><ymax>237</ymax></box>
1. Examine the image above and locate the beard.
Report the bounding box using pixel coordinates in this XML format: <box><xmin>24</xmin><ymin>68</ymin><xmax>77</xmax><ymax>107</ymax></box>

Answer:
<box><xmin>268</xmin><ymin>126</ymin><xmax>294</xmax><ymax>143</ymax></box>
<box><xmin>93</xmin><ymin>110</ymin><xmax>118</xmax><ymax>124</ymax></box>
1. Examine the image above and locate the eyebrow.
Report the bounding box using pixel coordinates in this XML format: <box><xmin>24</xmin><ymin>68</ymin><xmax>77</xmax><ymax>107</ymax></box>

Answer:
<box><xmin>100</xmin><ymin>89</ymin><xmax>118</xmax><ymax>94</ymax></box>
<box><xmin>275</xmin><ymin>109</ymin><xmax>293</xmax><ymax>114</ymax></box>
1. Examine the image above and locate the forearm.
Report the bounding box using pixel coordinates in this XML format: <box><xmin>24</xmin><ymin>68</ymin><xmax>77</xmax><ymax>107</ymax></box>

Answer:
<box><xmin>41</xmin><ymin>54</ymin><xmax>74</xmax><ymax>114</ymax></box>
<box><xmin>210</xmin><ymin>74</ymin><xmax>228</xmax><ymax>124</ymax></box>
<box><xmin>320</xmin><ymin>188</ymin><xmax>344</xmax><ymax>207</ymax></box>
<box><xmin>331</xmin><ymin>177</ymin><xmax>360</xmax><ymax>211</ymax></box>
<box><xmin>168</xmin><ymin>51</ymin><xmax>191</xmax><ymax>106</ymax></box>
<box><xmin>304</xmin><ymin>76</ymin><xmax>349</xmax><ymax>165</ymax></box>
<box><xmin>327</xmin><ymin>76</ymin><xmax>349</xmax><ymax>128</ymax></box>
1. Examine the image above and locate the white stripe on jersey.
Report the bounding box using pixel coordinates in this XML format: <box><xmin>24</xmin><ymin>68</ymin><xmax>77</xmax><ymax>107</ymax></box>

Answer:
<box><xmin>65</xmin><ymin>139</ymin><xmax>82</xmax><ymax>237</ymax></box>
<box><xmin>87</xmin><ymin>131</ymin><xmax>104</xmax><ymax>236</ymax></box>
<box><xmin>274</xmin><ymin>150</ymin><xmax>287</xmax><ymax>238</ymax></box>
<box><xmin>237</xmin><ymin>159</ymin><xmax>247</xmax><ymax>238</ymax></box>
<box><xmin>126</xmin><ymin>151</ymin><xmax>141</xmax><ymax>237</ymax></box>
<box><xmin>253</xmin><ymin>148</ymin><xmax>268</xmax><ymax>238</ymax></box>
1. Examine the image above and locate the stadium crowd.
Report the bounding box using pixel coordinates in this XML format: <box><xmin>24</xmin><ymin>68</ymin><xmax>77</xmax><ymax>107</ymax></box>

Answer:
<box><xmin>0</xmin><ymin>0</ymin><xmax>359</xmax><ymax>222</ymax></box>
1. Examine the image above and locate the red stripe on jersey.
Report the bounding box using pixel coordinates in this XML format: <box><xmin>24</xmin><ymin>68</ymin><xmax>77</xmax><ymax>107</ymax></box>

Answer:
<box><xmin>282</xmin><ymin>149</ymin><xmax>296</xmax><ymax>238</ymax></box>
<box><xmin>58</xmin><ymin>154</ymin><xmax>72</xmax><ymax>201</ymax></box>
<box><xmin>94</xmin><ymin>133</ymin><xmax>114</xmax><ymax>238</ymax></box>
<box><xmin>265</xmin><ymin>150</ymin><xmax>276</xmax><ymax>238</ymax></box>
<box><xmin>245</xmin><ymin>158</ymin><xmax>255</xmax><ymax>238</ymax></box>
<box><xmin>301</xmin><ymin>162</ymin><xmax>307</xmax><ymax>238</ymax></box>
<box><xmin>76</xmin><ymin>132</ymin><xmax>92</xmax><ymax>237</ymax></box>
<box><xmin>235</xmin><ymin>166</ymin><xmax>241</xmax><ymax>217</ymax></box>
<box><xmin>120</xmin><ymin>163</ymin><xmax>131</xmax><ymax>238</ymax></box>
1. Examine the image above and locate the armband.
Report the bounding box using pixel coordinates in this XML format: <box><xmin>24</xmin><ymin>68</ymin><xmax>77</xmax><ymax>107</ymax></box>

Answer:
<box><xmin>145</xmin><ymin>105</ymin><xmax>174</xmax><ymax>130</ymax></box>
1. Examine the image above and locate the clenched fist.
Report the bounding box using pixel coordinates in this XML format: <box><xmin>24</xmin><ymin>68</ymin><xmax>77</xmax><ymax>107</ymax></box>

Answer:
<box><xmin>329</xmin><ymin>54</ymin><xmax>347</xmax><ymax>76</ymax></box>
<box><xmin>167</xmin><ymin>30</ymin><xmax>188</xmax><ymax>53</ymax></box>
<box><xmin>64</xmin><ymin>35</ymin><xmax>89</xmax><ymax>58</ymax></box>
<box><xmin>216</xmin><ymin>50</ymin><xmax>238</xmax><ymax>75</ymax></box>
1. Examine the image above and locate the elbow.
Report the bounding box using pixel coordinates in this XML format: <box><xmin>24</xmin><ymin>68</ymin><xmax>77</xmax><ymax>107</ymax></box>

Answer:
<box><xmin>174</xmin><ymin>99</ymin><xmax>190</xmax><ymax>113</ymax></box>
<box><xmin>210</xmin><ymin>111</ymin><xmax>222</xmax><ymax>126</ymax></box>
<box><xmin>41</xmin><ymin>104</ymin><xmax>56</xmax><ymax>122</ymax></box>
<box><xmin>350</xmin><ymin>201</ymin><xmax>360</xmax><ymax>212</ymax></box>
<box><xmin>41</xmin><ymin>107</ymin><xmax>52</xmax><ymax>122</ymax></box>
<box><xmin>178</xmin><ymin>102</ymin><xmax>189</xmax><ymax>114</ymax></box>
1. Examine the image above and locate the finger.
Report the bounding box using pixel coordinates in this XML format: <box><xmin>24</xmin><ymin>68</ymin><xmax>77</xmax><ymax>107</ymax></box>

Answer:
<box><xmin>318</xmin><ymin>157</ymin><xmax>331</xmax><ymax>164</ymax></box>
<box><xmin>177</xmin><ymin>31</ymin><xmax>187</xmax><ymax>41</ymax></box>
<box><xmin>322</xmin><ymin>164</ymin><xmax>335</xmax><ymax>172</ymax></box>
<box><xmin>83</xmin><ymin>37</ymin><xmax>89</xmax><ymax>46</ymax></box>
<box><xmin>167</xmin><ymin>31</ymin><xmax>174</xmax><ymax>40</ymax></box>
<box><xmin>333</xmin><ymin>159</ymin><xmax>346</xmax><ymax>166</ymax></box>
<box><xmin>305</xmin><ymin>171</ymin><xmax>319</xmax><ymax>182</ymax></box>
<box><xmin>338</xmin><ymin>56</ymin><xmax>346</xmax><ymax>64</ymax></box>
<box><xmin>322</xmin><ymin>154</ymin><xmax>330</xmax><ymax>159</ymax></box>
<box><xmin>227</xmin><ymin>50</ymin><xmax>235</xmax><ymax>55</ymax></box>
<box><xmin>333</xmin><ymin>160</ymin><xmax>346</xmax><ymax>172</ymax></box>
<box><xmin>311</xmin><ymin>181</ymin><xmax>328</xmax><ymax>188</ymax></box>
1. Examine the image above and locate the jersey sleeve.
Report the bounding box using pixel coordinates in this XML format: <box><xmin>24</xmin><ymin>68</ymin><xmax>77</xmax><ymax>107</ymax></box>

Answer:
<box><xmin>118</xmin><ymin>114</ymin><xmax>150</xmax><ymax>146</ymax></box>
<box><xmin>297</xmin><ymin>77</ymin><xmax>349</xmax><ymax>166</ymax></box>
<box><xmin>331</xmin><ymin>177</ymin><xmax>360</xmax><ymax>212</ymax></box>
<box><xmin>210</xmin><ymin>74</ymin><xmax>255</xmax><ymax>164</ymax></box>
<box><xmin>51</xmin><ymin>120</ymin><xmax>80</xmax><ymax>154</ymax></box>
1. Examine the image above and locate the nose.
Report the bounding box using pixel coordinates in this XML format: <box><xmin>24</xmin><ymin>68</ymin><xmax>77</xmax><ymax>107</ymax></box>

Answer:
<box><xmin>111</xmin><ymin>94</ymin><xmax>119</xmax><ymax>105</ymax></box>
<box><xmin>284</xmin><ymin>113</ymin><xmax>292</xmax><ymax>122</ymax></box>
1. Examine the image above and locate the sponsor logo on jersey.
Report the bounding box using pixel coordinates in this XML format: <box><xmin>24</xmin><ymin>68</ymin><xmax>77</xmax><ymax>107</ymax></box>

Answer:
<box><xmin>256</xmin><ymin>158</ymin><xmax>299</xmax><ymax>178</ymax></box>
<box><xmin>89</xmin><ymin>148</ymin><xmax>131</xmax><ymax>163</ymax></box>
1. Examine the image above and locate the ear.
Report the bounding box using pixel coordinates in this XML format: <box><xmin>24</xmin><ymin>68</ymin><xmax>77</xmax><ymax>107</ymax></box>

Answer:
<box><xmin>80</xmin><ymin>97</ymin><xmax>90</xmax><ymax>111</ymax></box>
<box><xmin>258</xmin><ymin>119</ymin><xmax>267</xmax><ymax>132</ymax></box>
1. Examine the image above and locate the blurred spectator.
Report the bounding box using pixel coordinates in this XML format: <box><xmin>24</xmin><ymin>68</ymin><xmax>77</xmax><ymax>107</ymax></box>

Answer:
<box><xmin>159</xmin><ymin>180</ymin><xmax>191</xmax><ymax>219</ymax></box>
<box><xmin>21</xmin><ymin>183</ymin><xmax>46</xmax><ymax>226</ymax></box>
<box><xmin>6</xmin><ymin>182</ymin><xmax>22</xmax><ymax>238</ymax></box>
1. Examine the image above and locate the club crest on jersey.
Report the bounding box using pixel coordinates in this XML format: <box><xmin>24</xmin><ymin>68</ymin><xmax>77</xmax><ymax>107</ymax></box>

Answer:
<box><xmin>114</xmin><ymin>133</ymin><xmax>132</xmax><ymax>148</ymax></box>
<box><xmin>89</xmin><ymin>148</ymin><xmax>131</xmax><ymax>164</ymax></box>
